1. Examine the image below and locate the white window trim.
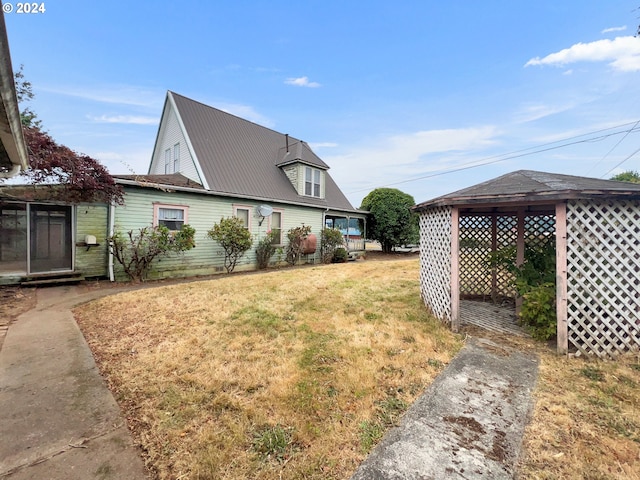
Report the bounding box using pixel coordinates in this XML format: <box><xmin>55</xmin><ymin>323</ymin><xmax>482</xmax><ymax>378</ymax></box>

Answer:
<box><xmin>233</xmin><ymin>204</ymin><xmax>252</xmax><ymax>230</ymax></box>
<box><xmin>269</xmin><ymin>209</ymin><xmax>284</xmax><ymax>245</ymax></box>
<box><xmin>173</xmin><ymin>143</ymin><xmax>180</xmax><ymax>173</ymax></box>
<box><xmin>153</xmin><ymin>203</ymin><xmax>189</xmax><ymax>230</ymax></box>
<box><xmin>304</xmin><ymin>166</ymin><xmax>322</xmax><ymax>198</ymax></box>
<box><xmin>164</xmin><ymin>149</ymin><xmax>172</xmax><ymax>174</ymax></box>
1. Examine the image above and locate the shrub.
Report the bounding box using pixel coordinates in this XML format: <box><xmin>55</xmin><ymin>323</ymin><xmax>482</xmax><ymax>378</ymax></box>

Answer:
<box><xmin>321</xmin><ymin>227</ymin><xmax>344</xmax><ymax>263</ymax></box>
<box><xmin>109</xmin><ymin>224</ymin><xmax>196</xmax><ymax>282</ymax></box>
<box><xmin>285</xmin><ymin>224</ymin><xmax>312</xmax><ymax>266</ymax></box>
<box><xmin>332</xmin><ymin>247</ymin><xmax>348</xmax><ymax>263</ymax></box>
<box><xmin>255</xmin><ymin>231</ymin><xmax>278</xmax><ymax>269</ymax></box>
<box><xmin>208</xmin><ymin>217</ymin><xmax>253</xmax><ymax>273</ymax></box>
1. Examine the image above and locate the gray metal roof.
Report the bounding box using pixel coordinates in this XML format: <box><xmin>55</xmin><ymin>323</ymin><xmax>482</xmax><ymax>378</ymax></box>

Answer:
<box><xmin>170</xmin><ymin>92</ymin><xmax>357</xmax><ymax>212</ymax></box>
<box><xmin>413</xmin><ymin>170</ymin><xmax>640</xmax><ymax>211</ymax></box>
<box><xmin>114</xmin><ymin>173</ymin><xmax>205</xmax><ymax>190</ymax></box>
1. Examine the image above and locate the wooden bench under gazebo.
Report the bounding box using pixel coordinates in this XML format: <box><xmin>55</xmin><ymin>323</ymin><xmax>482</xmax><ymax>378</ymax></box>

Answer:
<box><xmin>413</xmin><ymin>170</ymin><xmax>640</xmax><ymax>358</ymax></box>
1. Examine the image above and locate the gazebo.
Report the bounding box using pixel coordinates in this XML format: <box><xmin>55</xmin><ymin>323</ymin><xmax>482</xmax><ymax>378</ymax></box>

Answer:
<box><xmin>413</xmin><ymin>170</ymin><xmax>640</xmax><ymax>358</ymax></box>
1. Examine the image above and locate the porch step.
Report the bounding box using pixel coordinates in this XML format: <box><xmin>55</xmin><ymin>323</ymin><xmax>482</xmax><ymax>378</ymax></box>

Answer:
<box><xmin>20</xmin><ymin>272</ymin><xmax>85</xmax><ymax>287</ymax></box>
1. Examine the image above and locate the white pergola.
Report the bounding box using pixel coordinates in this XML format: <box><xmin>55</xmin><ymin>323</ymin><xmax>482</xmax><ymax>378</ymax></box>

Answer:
<box><xmin>413</xmin><ymin>170</ymin><xmax>640</xmax><ymax>358</ymax></box>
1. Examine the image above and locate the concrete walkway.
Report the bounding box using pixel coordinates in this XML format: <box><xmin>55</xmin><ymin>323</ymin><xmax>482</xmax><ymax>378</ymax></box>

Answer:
<box><xmin>351</xmin><ymin>337</ymin><xmax>539</xmax><ymax>479</ymax></box>
<box><xmin>1</xmin><ymin>284</ymin><xmax>539</xmax><ymax>480</ymax></box>
<box><xmin>0</xmin><ymin>285</ymin><xmax>148</xmax><ymax>479</ymax></box>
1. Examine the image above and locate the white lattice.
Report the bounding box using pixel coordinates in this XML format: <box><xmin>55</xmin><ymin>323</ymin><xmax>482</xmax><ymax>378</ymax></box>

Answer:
<box><xmin>418</xmin><ymin>207</ymin><xmax>452</xmax><ymax>323</ymax></box>
<box><xmin>566</xmin><ymin>199</ymin><xmax>640</xmax><ymax>358</ymax></box>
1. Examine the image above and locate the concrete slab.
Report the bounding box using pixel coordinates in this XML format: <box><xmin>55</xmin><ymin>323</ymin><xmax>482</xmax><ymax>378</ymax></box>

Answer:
<box><xmin>350</xmin><ymin>338</ymin><xmax>539</xmax><ymax>480</ymax></box>
<box><xmin>0</xmin><ymin>286</ymin><xmax>148</xmax><ymax>479</ymax></box>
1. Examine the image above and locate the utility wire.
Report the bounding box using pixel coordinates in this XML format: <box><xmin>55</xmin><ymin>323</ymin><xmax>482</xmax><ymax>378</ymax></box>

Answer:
<box><xmin>347</xmin><ymin>120</ymin><xmax>640</xmax><ymax>194</ymax></box>
<box><xmin>587</xmin><ymin>119</ymin><xmax>640</xmax><ymax>176</ymax></box>
<box><xmin>601</xmin><ymin>145</ymin><xmax>640</xmax><ymax>178</ymax></box>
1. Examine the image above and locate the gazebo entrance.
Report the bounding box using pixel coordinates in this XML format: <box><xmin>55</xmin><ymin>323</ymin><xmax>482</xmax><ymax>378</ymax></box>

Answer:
<box><xmin>414</xmin><ymin>170</ymin><xmax>640</xmax><ymax>358</ymax></box>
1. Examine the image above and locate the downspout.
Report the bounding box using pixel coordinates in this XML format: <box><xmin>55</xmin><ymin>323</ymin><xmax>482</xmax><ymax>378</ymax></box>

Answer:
<box><xmin>108</xmin><ymin>201</ymin><xmax>115</xmax><ymax>282</ymax></box>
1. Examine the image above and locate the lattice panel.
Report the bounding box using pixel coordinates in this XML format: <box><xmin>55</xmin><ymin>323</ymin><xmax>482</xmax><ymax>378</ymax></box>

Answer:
<box><xmin>459</xmin><ymin>214</ymin><xmax>518</xmax><ymax>298</ymax></box>
<box><xmin>566</xmin><ymin>199</ymin><xmax>640</xmax><ymax>358</ymax></box>
<box><xmin>418</xmin><ymin>207</ymin><xmax>452</xmax><ymax>323</ymax></box>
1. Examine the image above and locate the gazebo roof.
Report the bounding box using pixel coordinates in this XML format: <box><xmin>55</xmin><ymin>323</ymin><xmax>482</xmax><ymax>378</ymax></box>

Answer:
<box><xmin>413</xmin><ymin>170</ymin><xmax>640</xmax><ymax>211</ymax></box>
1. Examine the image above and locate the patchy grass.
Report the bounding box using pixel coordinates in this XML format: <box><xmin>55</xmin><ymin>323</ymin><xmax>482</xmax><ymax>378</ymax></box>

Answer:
<box><xmin>75</xmin><ymin>259</ymin><xmax>462</xmax><ymax>479</ymax></box>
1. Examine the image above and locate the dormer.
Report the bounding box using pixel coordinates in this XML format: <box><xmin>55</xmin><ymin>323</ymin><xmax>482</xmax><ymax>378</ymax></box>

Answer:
<box><xmin>276</xmin><ymin>137</ymin><xmax>329</xmax><ymax>199</ymax></box>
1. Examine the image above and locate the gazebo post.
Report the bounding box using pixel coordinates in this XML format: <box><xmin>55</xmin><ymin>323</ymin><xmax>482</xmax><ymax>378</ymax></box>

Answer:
<box><xmin>555</xmin><ymin>202</ymin><xmax>568</xmax><ymax>355</ymax></box>
<box><xmin>515</xmin><ymin>208</ymin><xmax>525</xmax><ymax>316</ymax></box>
<box><xmin>451</xmin><ymin>207</ymin><xmax>460</xmax><ymax>332</ymax></box>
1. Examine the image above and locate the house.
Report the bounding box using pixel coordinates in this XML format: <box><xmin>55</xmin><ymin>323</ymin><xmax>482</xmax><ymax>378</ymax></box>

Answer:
<box><xmin>0</xmin><ymin>91</ymin><xmax>366</xmax><ymax>284</ymax></box>
<box><xmin>0</xmin><ymin>11</ymin><xmax>28</xmax><ymax>178</ymax></box>
<box><xmin>413</xmin><ymin>169</ymin><xmax>640</xmax><ymax>358</ymax></box>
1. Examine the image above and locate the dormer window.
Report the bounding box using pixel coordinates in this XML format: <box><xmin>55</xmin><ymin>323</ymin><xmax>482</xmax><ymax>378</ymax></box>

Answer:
<box><xmin>305</xmin><ymin>166</ymin><xmax>321</xmax><ymax>198</ymax></box>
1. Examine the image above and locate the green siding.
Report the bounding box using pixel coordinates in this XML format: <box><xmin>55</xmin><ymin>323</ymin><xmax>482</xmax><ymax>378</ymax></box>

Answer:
<box><xmin>75</xmin><ymin>203</ymin><xmax>109</xmax><ymax>278</ymax></box>
<box><xmin>113</xmin><ymin>187</ymin><xmax>325</xmax><ymax>281</ymax></box>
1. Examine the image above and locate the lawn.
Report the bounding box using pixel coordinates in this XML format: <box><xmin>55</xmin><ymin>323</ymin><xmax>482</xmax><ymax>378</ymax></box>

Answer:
<box><xmin>74</xmin><ymin>258</ymin><xmax>463</xmax><ymax>479</ymax></box>
<box><xmin>73</xmin><ymin>257</ymin><xmax>640</xmax><ymax>480</ymax></box>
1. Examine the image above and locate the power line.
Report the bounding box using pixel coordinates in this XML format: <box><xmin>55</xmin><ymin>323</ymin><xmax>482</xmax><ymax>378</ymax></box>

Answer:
<box><xmin>347</xmin><ymin>120</ymin><xmax>640</xmax><ymax>194</ymax></box>
<box><xmin>601</xmin><ymin>145</ymin><xmax>640</xmax><ymax>178</ymax></box>
<box><xmin>587</xmin><ymin>119</ymin><xmax>640</xmax><ymax>176</ymax></box>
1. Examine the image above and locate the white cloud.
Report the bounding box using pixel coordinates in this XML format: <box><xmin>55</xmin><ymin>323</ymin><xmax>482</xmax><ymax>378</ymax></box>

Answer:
<box><xmin>525</xmin><ymin>36</ymin><xmax>640</xmax><ymax>72</ymax></box>
<box><xmin>88</xmin><ymin>114</ymin><xmax>158</xmax><ymax>125</ymax></box>
<box><xmin>513</xmin><ymin>103</ymin><xmax>575</xmax><ymax>123</ymax></box>
<box><xmin>41</xmin><ymin>85</ymin><xmax>164</xmax><ymax>108</ymax></box>
<box><xmin>284</xmin><ymin>76</ymin><xmax>321</xmax><ymax>88</ymax></box>
<box><xmin>325</xmin><ymin>126</ymin><xmax>501</xmax><ymax>198</ymax></box>
<box><xmin>309</xmin><ymin>142</ymin><xmax>338</xmax><ymax>149</ymax></box>
<box><xmin>601</xmin><ymin>26</ymin><xmax>627</xmax><ymax>34</ymax></box>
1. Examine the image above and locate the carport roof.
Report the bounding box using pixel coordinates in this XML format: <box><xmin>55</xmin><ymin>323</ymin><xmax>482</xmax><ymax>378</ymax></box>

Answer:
<box><xmin>413</xmin><ymin>170</ymin><xmax>640</xmax><ymax>211</ymax></box>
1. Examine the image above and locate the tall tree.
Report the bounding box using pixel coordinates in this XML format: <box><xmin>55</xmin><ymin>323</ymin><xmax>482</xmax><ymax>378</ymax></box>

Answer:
<box><xmin>7</xmin><ymin>66</ymin><xmax>123</xmax><ymax>204</ymax></box>
<box><xmin>360</xmin><ymin>188</ymin><xmax>419</xmax><ymax>253</ymax></box>
<box><xmin>610</xmin><ymin>170</ymin><xmax>640</xmax><ymax>183</ymax></box>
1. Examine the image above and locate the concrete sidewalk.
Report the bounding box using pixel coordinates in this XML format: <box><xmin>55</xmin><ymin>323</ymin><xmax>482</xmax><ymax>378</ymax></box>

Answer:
<box><xmin>0</xmin><ymin>285</ymin><xmax>148</xmax><ymax>479</ymax></box>
<box><xmin>350</xmin><ymin>337</ymin><xmax>539</xmax><ymax>479</ymax></box>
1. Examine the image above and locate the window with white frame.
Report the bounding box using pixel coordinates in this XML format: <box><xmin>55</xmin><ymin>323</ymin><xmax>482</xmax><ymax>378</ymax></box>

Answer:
<box><xmin>173</xmin><ymin>143</ymin><xmax>180</xmax><ymax>173</ymax></box>
<box><xmin>270</xmin><ymin>210</ymin><xmax>283</xmax><ymax>244</ymax></box>
<box><xmin>154</xmin><ymin>204</ymin><xmax>188</xmax><ymax>231</ymax></box>
<box><xmin>234</xmin><ymin>205</ymin><xmax>251</xmax><ymax>230</ymax></box>
<box><xmin>164</xmin><ymin>148</ymin><xmax>171</xmax><ymax>174</ymax></box>
<box><xmin>305</xmin><ymin>166</ymin><xmax>321</xmax><ymax>197</ymax></box>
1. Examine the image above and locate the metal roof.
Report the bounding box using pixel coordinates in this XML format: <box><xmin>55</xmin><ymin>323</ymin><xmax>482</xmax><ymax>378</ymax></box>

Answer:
<box><xmin>114</xmin><ymin>173</ymin><xmax>205</xmax><ymax>190</ymax></box>
<box><xmin>413</xmin><ymin>170</ymin><xmax>640</xmax><ymax>211</ymax></box>
<box><xmin>169</xmin><ymin>92</ymin><xmax>357</xmax><ymax>212</ymax></box>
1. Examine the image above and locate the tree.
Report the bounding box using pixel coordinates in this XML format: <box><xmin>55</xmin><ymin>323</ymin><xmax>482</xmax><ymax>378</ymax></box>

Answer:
<box><xmin>109</xmin><ymin>224</ymin><xmax>196</xmax><ymax>282</ymax></box>
<box><xmin>8</xmin><ymin>66</ymin><xmax>123</xmax><ymax>204</ymax></box>
<box><xmin>208</xmin><ymin>217</ymin><xmax>253</xmax><ymax>273</ymax></box>
<box><xmin>610</xmin><ymin>170</ymin><xmax>640</xmax><ymax>183</ymax></box>
<box><xmin>360</xmin><ymin>188</ymin><xmax>419</xmax><ymax>254</ymax></box>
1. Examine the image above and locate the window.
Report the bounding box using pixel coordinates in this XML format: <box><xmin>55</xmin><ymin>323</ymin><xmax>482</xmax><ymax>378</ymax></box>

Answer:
<box><xmin>154</xmin><ymin>204</ymin><xmax>188</xmax><ymax>231</ymax></box>
<box><xmin>270</xmin><ymin>211</ymin><xmax>283</xmax><ymax>245</ymax></box>
<box><xmin>305</xmin><ymin>166</ymin><xmax>321</xmax><ymax>198</ymax></box>
<box><xmin>164</xmin><ymin>149</ymin><xmax>171</xmax><ymax>174</ymax></box>
<box><xmin>233</xmin><ymin>205</ymin><xmax>251</xmax><ymax>229</ymax></box>
<box><xmin>173</xmin><ymin>143</ymin><xmax>180</xmax><ymax>173</ymax></box>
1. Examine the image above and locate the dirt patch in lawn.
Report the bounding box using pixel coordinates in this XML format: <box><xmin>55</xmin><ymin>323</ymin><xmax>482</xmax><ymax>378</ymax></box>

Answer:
<box><xmin>0</xmin><ymin>287</ymin><xmax>37</xmax><ymax>350</ymax></box>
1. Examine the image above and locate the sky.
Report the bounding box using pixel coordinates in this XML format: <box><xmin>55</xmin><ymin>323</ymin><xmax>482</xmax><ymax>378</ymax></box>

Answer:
<box><xmin>4</xmin><ymin>0</ymin><xmax>640</xmax><ymax>207</ymax></box>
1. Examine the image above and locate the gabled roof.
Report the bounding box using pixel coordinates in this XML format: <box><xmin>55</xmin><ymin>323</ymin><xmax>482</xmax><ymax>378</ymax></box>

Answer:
<box><xmin>168</xmin><ymin>92</ymin><xmax>356</xmax><ymax>212</ymax></box>
<box><xmin>413</xmin><ymin>170</ymin><xmax>640</xmax><ymax>211</ymax></box>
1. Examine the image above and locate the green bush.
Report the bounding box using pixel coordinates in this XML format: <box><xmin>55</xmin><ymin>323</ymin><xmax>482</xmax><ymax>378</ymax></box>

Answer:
<box><xmin>256</xmin><ymin>231</ymin><xmax>278</xmax><ymax>269</ymax></box>
<box><xmin>285</xmin><ymin>224</ymin><xmax>312</xmax><ymax>266</ymax></box>
<box><xmin>332</xmin><ymin>247</ymin><xmax>348</xmax><ymax>263</ymax></box>
<box><xmin>208</xmin><ymin>217</ymin><xmax>253</xmax><ymax>273</ymax></box>
<box><xmin>321</xmin><ymin>227</ymin><xmax>345</xmax><ymax>263</ymax></box>
<box><xmin>109</xmin><ymin>224</ymin><xmax>196</xmax><ymax>282</ymax></box>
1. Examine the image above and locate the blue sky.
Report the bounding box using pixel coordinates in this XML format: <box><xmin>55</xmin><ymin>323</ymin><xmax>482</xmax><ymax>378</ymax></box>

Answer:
<box><xmin>4</xmin><ymin>1</ymin><xmax>640</xmax><ymax>207</ymax></box>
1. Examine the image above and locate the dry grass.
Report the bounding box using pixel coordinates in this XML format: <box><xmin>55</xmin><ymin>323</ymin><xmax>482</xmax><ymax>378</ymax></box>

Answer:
<box><xmin>74</xmin><ymin>259</ymin><xmax>463</xmax><ymax>479</ymax></box>
<box><xmin>462</xmin><ymin>326</ymin><xmax>640</xmax><ymax>480</ymax></box>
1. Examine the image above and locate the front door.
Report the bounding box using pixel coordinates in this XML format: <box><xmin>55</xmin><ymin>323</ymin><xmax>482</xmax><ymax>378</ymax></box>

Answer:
<box><xmin>29</xmin><ymin>205</ymin><xmax>73</xmax><ymax>273</ymax></box>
